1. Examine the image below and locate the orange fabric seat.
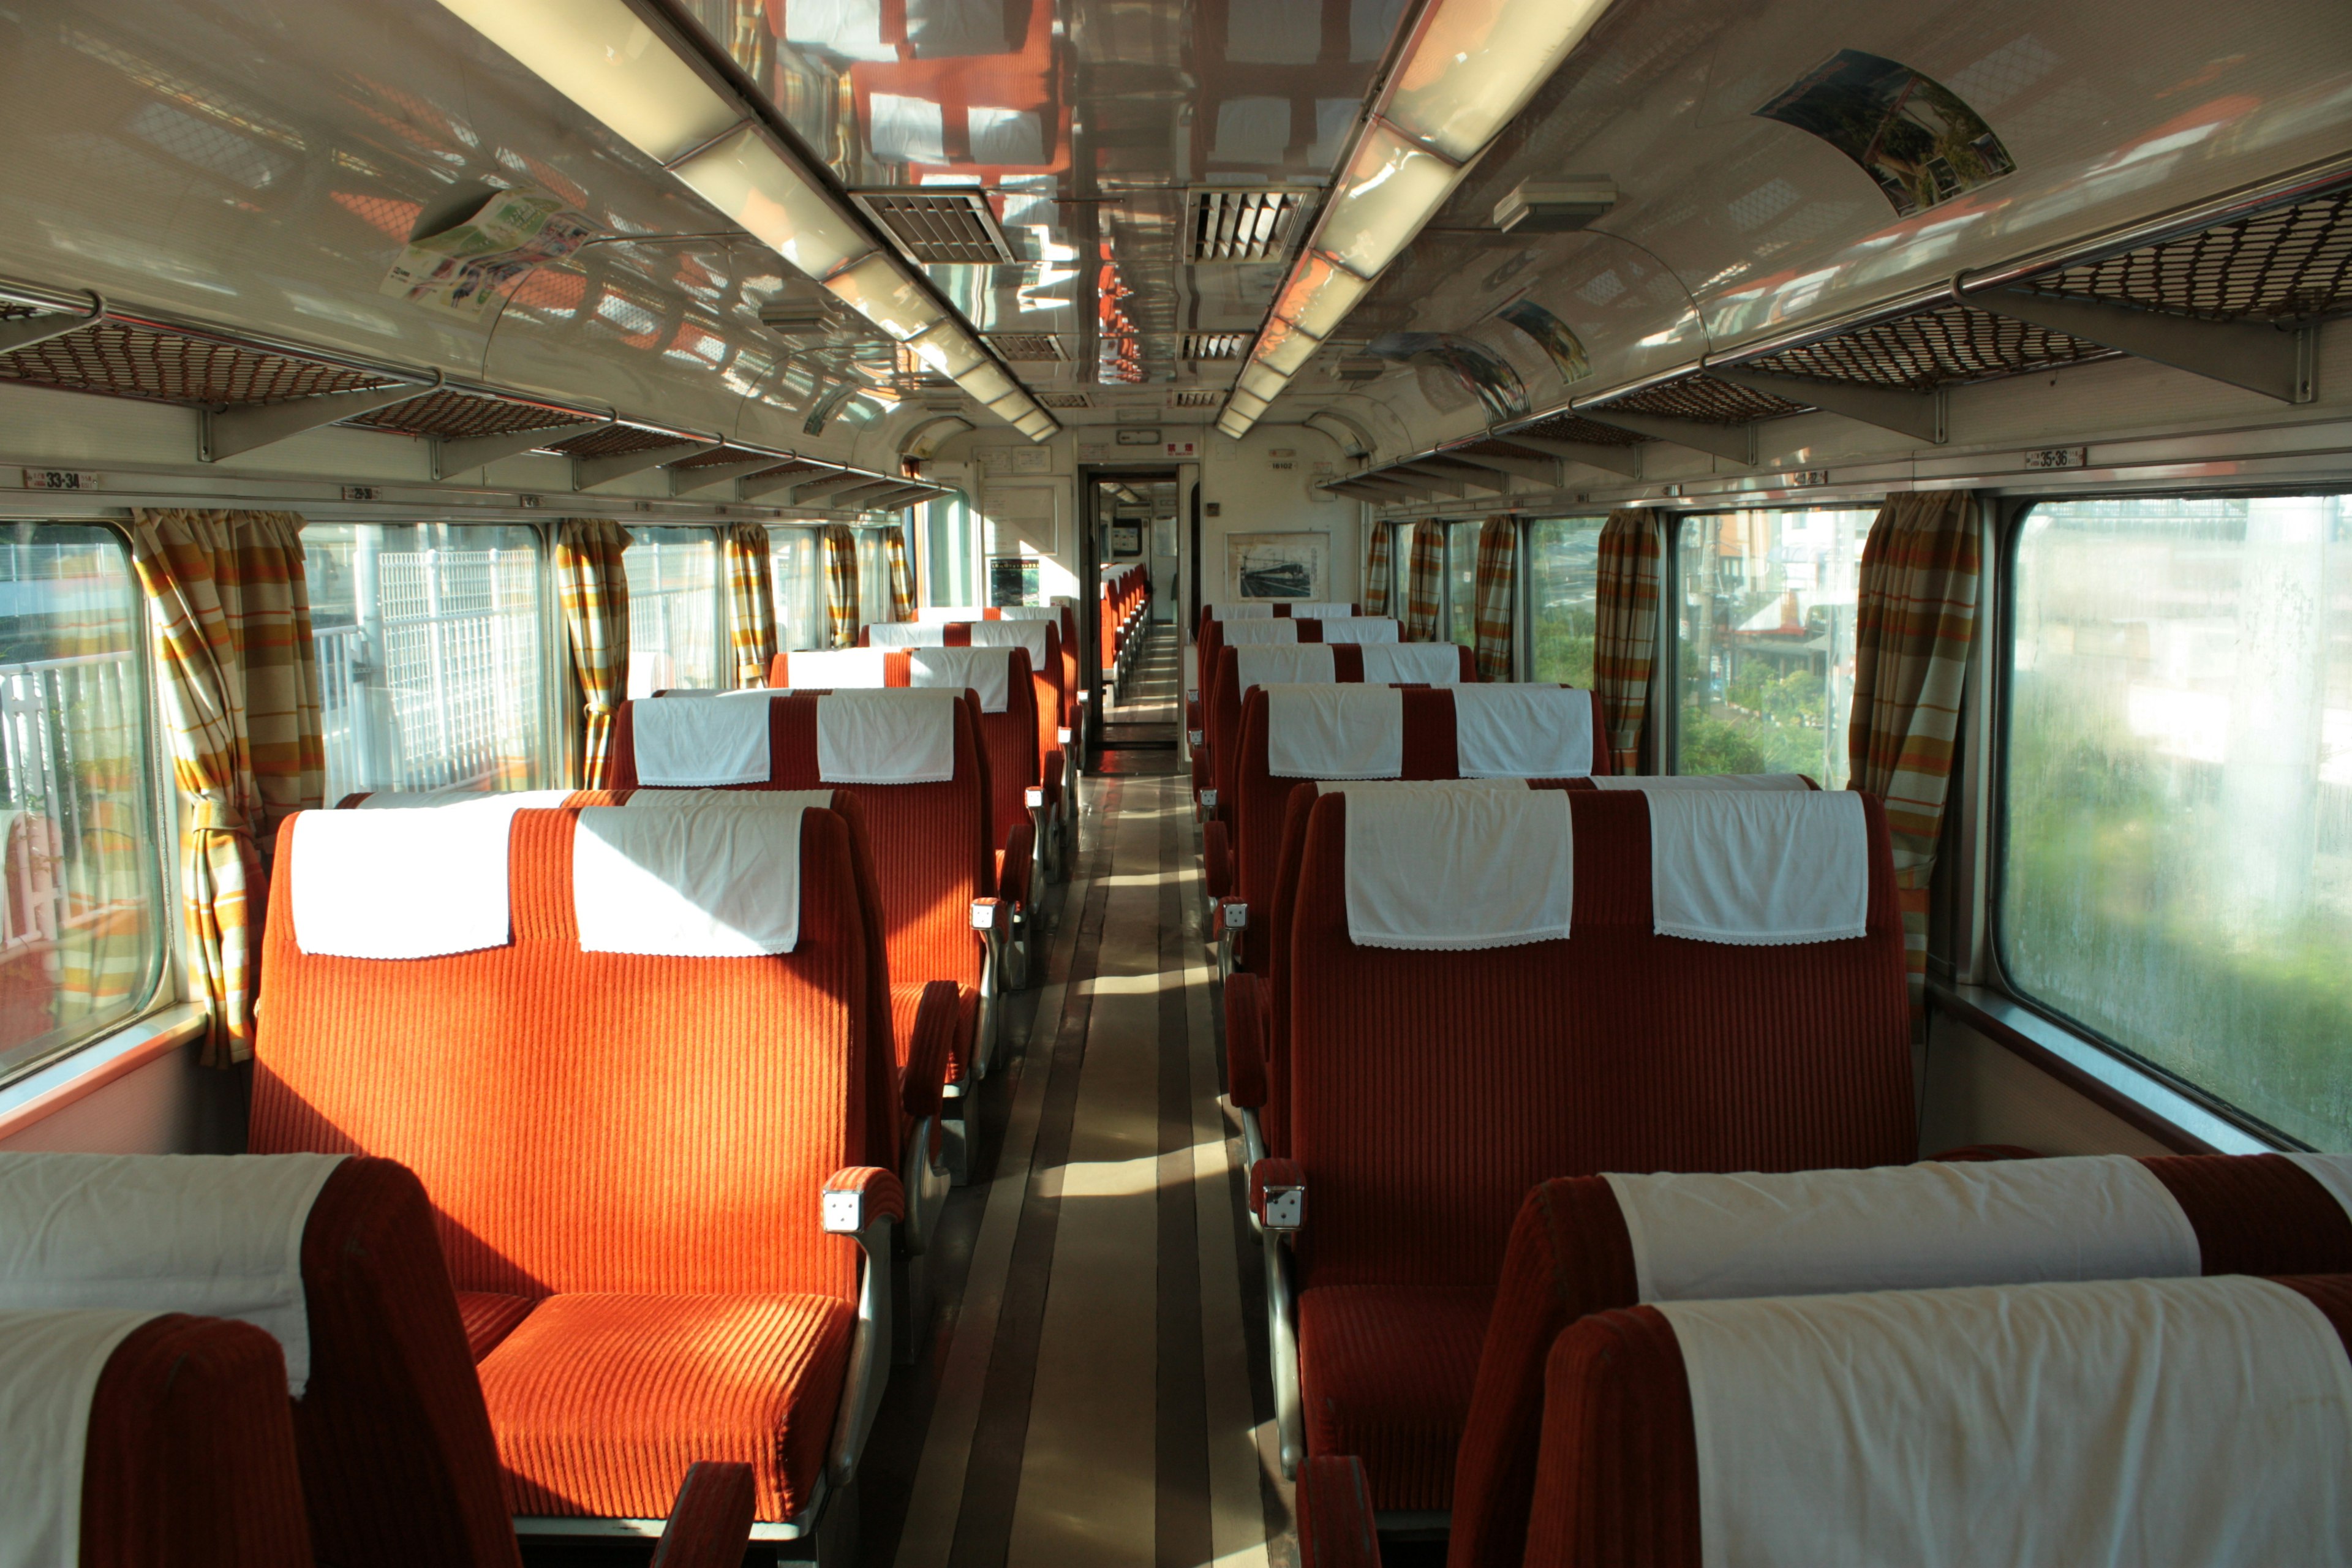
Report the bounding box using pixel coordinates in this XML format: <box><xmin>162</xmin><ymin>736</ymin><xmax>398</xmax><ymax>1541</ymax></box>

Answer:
<box><xmin>477</xmin><ymin>1292</ymin><xmax>854</xmax><ymax>1523</ymax></box>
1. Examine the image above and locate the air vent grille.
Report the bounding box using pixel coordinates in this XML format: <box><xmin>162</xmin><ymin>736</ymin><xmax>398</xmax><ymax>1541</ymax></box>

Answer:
<box><xmin>851</xmin><ymin>190</ymin><xmax>1015</xmax><ymax>265</ymax></box>
<box><xmin>1180</xmin><ymin>332</ymin><xmax>1251</xmax><ymax>360</ymax></box>
<box><xmin>986</xmin><ymin>333</ymin><xmax>1068</xmax><ymax>361</ymax></box>
<box><xmin>1038</xmin><ymin>391</ymin><xmax>1090</xmax><ymax>409</ymax></box>
<box><xmin>1188</xmin><ymin>189</ymin><xmax>1306</xmax><ymax>263</ymax></box>
<box><xmin>1167</xmin><ymin>390</ymin><xmax>1221</xmax><ymax>407</ymax></box>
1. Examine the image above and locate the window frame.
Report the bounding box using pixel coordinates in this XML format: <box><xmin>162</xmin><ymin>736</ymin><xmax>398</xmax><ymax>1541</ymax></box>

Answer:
<box><xmin>1982</xmin><ymin>484</ymin><xmax>2352</xmax><ymax>1153</ymax></box>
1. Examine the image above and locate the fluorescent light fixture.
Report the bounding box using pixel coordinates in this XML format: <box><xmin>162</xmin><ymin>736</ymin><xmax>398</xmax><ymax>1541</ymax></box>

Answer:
<box><xmin>903</xmin><ymin>322</ymin><xmax>986</xmax><ymax>379</ymax></box>
<box><xmin>823</xmin><ymin>254</ymin><xmax>944</xmax><ymax>341</ymax></box>
<box><xmin>1385</xmin><ymin>0</ymin><xmax>1613</xmax><ymax>163</ymax></box>
<box><xmin>1227</xmin><ymin>388</ymin><xmax>1272</xmax><ymax>421</ymax></box>
<box><xmin>1237</xmin><ymin>361</ymin><xmax>1288</xmax><ymax>401</ymax></box>
<box><xmin>1273</xmin><ymin>252</ymin><xmax>1375</xmax><ymax>341</ymax></box>
<box><xmin>670</xmin><ymin>126</ymin><xmax>873</xmax><ymax>281</ymax></box>
<box><xmin>436</xmin><ymin>0</ymin><xmax>739</xmax><ymax>164</ymax></box>
<box><xmin>1015</xmin><ymin>410</ymin><xmax>1057</xmax><ymax>441</ymax></box>
<box><xmin>983</xmin><ymin>388</ymin><xmax>1031</xmax><ymax>423</ymax></box>
<box><xmin>1216</xmin><ymin>410</ymin><xmax>1251</xmax><ymax>438</ymax></box>
<box><xmin>1317</xmin><ymin>121</ymin><xmax>1465</xmax><ymax>279</ymax></box>
<box><xmin>957</xmin><ymin>362</ymin><xmax>1018</xmax><ymax>404</ymax></box>
<box><xmin>1255</xmin><ymin>317</ymin><xmax>1324</xmax><ymax>377</ymax></box>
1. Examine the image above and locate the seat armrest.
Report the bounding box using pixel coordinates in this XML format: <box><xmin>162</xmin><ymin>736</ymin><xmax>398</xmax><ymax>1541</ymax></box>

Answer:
<box><xmin>1203</xmin><ymin>820</ymin><xmax>1233</xmax><ymax>900</ymax></box>
<box><xmin>1296</xmin><ymin>1456</ymin><xmax>1379</xmax><ymax>1568</ymax></box>
<box><xmin>1226</xmin><ymin>972</ymin><xmax>1268</xmax><ymax>1110</ymax></box>
<box><xmin>970</xmin><ymin>896</ymin><xmax>1009</xmax><ymax>933</ymax></box>
<box><xmin>901</xmin><ymin>981</ymin><xmax>961</xmax><ymax>1121</ymax></box>
<box><xmin>649</xmin><ymin>1463</ymin><xmax>756</xmax><ymax>1568</ymax></box>
<box><xmin>999</xmin><ymin>820</ymin><xmax>1036</xmax><ymax>911</ymax></box>
<box><xmin>1213</xmin><ymin>899</ymin><xmax>1247</xmax><ymax>940</ymax></box>
<box><xmin>1251</xmin><ymin>1158</ymin><xmax>1305</xmax><ymax>1232</ymax></box>
<box><xmin>823</xmin><ymin>1167</ymin><xmax>908</xmax><ymax>1232</ymax></box>
<box><xmin>822</xmin><ymin>1170</ymin><xmax>897</xmax><ymax>1484</ymax></box>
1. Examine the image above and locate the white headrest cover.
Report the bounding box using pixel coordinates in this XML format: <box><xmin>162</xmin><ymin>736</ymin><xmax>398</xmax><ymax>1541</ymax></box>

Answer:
<box><xmin>918</xmin><ymin>606</ymin><xmax>989</xmax><ymax>623</ymax></box>
<box><xmin>1234</xmin><ymin>644</ymin><xmax>1336</xmax><ymax>696</ymax></box>
<box><xmin>997</xmin><ymin>605</ymin><xmax>1060</xmax><ymax>621</ymax></box>
<box><xmin>0</xmin><ymin>1306</ymin><xmax>172</xmax><ymax>1567</ymax></box>
<box><xmin>1313</xmin><ymin>617</ymin><xmax>1400</xmax><ymax>644</ymax></box>
<box><xmin>0</xmin><ymin>1152</ymin><xmax>349</xmax><ymax>1394</ymax></box>
<box><xmin>1219</xmin><ymin>618</ymin><xmax>1298</xmax><ymax>645</ymax></box>
<box><xmin>1289</xmin><ymin>601</ymin><xmax>1352</xmax><ymax>619</ymax></box>
<box><xmin>629</xmin><ymin>689</ymin><xmax>772</xmax><ymax>787</ymax></box>
<box><xmin>1211</xmin><ymin>603</ymin><xmax>1273</xmax><ymax>620</ymax></box>
<box><xmin>865</xmin><ymin>621</ymin><xmax>946</xmax><ymax>647</ymax></box>
<box><xmin>1592</xmin><ymin>772</ymin><xmax>1811</xmax><ymax>791</ymax></box>
<box><xmin>784</xmin><ymin>648</ymin><xmax>891</xmax><ymax>688</ymax></box>
<box><xmin>1357</xmin><ymin>643</ymin><xmax>1463</xmax><ymax>686</ymax></box>
<box><xmin>1645</xmin><ymin>789</ymin><xmax>1868</xmax><ymax>944</ymax></box>
<box><xmin>1452</xmin><ymin>685</ymin><xmax>1594</xmax><ymax>778</ymax></box>
<box><xmin>574</xmin><ymin>793</ymin><xmax>826</xmax><ymax>956</ymax></box>
<box><xmin>1342</xmin><ymin>784</ymin><xmax>1572</xmax><ymax>950</ymax></box>
<box><xmin>910</xmin><ymin>646</ymin><xmax>1014</xmax><ymax>712</ymax></box>
<box><xmin>1267</xmin><ymin>685</ymin><xmax>1403</xmax><ymax>780</ymax></box>
<box><xmin>353</xmin><ymin>788</ymin><xmax>571</xmax><ymax>810</ymax></box>
<box><xmin>966</xmin><ymin>620</ymin><xmax>1050</xmax><ymax>663</ymax></box>
<box><xmin>816</xmin><ymin>690</ymin><xmax>958</xmax><ymax>783</ymax></box>
<box><xmin>292</xmin><ymin>795</ymin><xmax>540</xmax><ymax>957</ymax></box>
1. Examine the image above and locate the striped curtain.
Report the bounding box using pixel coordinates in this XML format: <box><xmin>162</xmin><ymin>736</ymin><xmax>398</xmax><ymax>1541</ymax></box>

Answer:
<box><xmin>723</xmin><ymin>523</ymin><xmax>776</xmax><ymax>688</ymax></box>
<box><xmin>1403</xmin><ymin>521</ymin><xmax>1445</xmax><ymax>641</ymax></box>
<box><xmin>884</xmin><ymin>525</ymin><xmax>916</xmax><ymax>622</ymax></box>
<box><xmin>1847</xmin><ymin>491</ymin><xmax>1981</xmax><ymax>1000</ymax></box>
<box><xmin>821</xmin><ymin>524</ymin><xmax>859</xmax><ymax>646</ymax></box>
<box><xmin>1472</xmin><ymin>516</ymin><xmax>1518</xmax><ymax>682</ymax></box>
<box><xmin>555</xmin><ymin>519</ymin><xmax>631</xmax><ymax>786</ymax></box>
<box><xmin>1591</xmin><ymin>508</ymin><xmax>1661</xmax><ymax>772</ymax></box>
<box><xmin>128</xmin><ymin>509</ymin><xmax>324</xmax><ymax>1066</ymax></box>
<box><xmin>1362</xmin><ymin>522</ymin><xmax>1394</xmax><ymax>619</ymax></box>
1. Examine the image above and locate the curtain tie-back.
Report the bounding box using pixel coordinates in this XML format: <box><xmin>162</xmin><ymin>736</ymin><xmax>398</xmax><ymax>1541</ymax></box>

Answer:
<box><xmin>187</xmin><ymin>797</ymin><xmax>251</xmax><ymax>837</ymax></box>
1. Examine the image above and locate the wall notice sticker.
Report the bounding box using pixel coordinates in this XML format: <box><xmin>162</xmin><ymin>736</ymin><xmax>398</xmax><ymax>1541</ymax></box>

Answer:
<box><xmin>380</xmin><ymin>189</ymin><xmax>598</xmax><ymax>318</ymax></box>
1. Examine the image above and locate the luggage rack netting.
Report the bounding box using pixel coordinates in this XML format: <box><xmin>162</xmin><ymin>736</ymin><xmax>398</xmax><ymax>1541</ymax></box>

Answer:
<box><xmin>1740</xmin><ymin>308</ymin><xmax>2121</xmax><ymax>391</ymax></box>
<box><xmin>2026</xmin><ymin>187</ymin><xmax>2352</xmax><ymax>322</ymax></box>
<box><xmin>1591</xmin><ymin>377</ymin><xmax>1810</xmax><ymax>423</ymax></box>
<box><xmin>342</xmin><ymin>388</ymin><xmax>597</xmax><ymax>442</ymax></box>
<box><xmin>0</xmin><ymin>313</ymin><xmax>393</xmax><ymax>405</ymax></box>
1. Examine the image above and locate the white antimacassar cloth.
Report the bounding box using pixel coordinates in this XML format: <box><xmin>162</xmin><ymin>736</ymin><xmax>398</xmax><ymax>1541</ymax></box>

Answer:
<box><xmin>1267</xmin><ymin>685</ymin><xmax>1403</xmax><ymax>780</ymax></box>
<box><xmin>1663</xmin><ymin>1276</ymin><xmax>2352</xmax><ymax>1568</ymax></box>
<box><xmin>1312</xmin><ymin>617</ymin><xmax>1400</xmax><ymax>644</ymax></box>
<box><xmin>1645</xmin><ymin>789</ymin><xmax>1868</xmax><ymax>944</ymax></box>
<box><xmin>0</xmin><ymin>1152</ymin><xmax>348</xmax><ymax>1394</ymax></box>
<box><xmin>1233</xmin><ymin>644</ymin><xmax>1336</xmax><ymax>698</ymax></box>
<box><xmin>965</xmin><ymin>621</ymin><xmax>1050</xmax><ymax>666</ymax></box>
<box><xmin>574</xmin><ymin>792</ymin><xmax>827</xmax><ymax>956</ymax></box>
<box><xmin>864</xmin><ymin>621</ymin><xmax>947</xmax><ymax>647</ymax></box>
<box><xmin>292</xmin><ymin>794</ymin><xmax>545</xmax><ymax>957</ymax></box>
<box><xmin>1592</xmin><ymin>772</ymin><xmax>1811</xmax><ymax>791</ymax></box>
<box><xmin>1218</xmin><ymin>618</ymin><xmax>1299</xmax><ymax>646</ymax></box>
<box><xmin>918</xmin><ymin>606</ymin><xmax>989</xmax><ymax>623</ymax></box>
<box><xmin>1341</xmin><ymin>783</ymin><xmax>1572</xmax><ymax>950</ymax></box>
<box><xmin>997</xmin><ymin>605</ymin><xmax>1061</xmax><ymax>621</ymax></box>
<box><xmin>910</xmin><ymin>647</ymin><xmax>1012</xmax><ymax>712</ymax></box>
<box><xmin>816</xmin><ymin>690</ymin><xmax>958</xmax><ymax>783</ymax></box>
<box><xmin>1452</xmin><ymin>685</ymin><xmax>1594</xmax><ymax>778</ymax></box>
<box><xmin>353</xmin><ymin>788</ymin><xmax>571</xmax><ymax>810</ymax></box>
<box><xmin>1210</xmin><ymin>603</ymin><xmax>1273</xmax><ymax>620</ymax></box>
<box><xmin>1357</xmin><ymin>643</ymin><xmax>1462</xmax><ymax>685</ymax></box>
<box><xmin>783</xmin><ymin>648</ymin><xmax>890</xmax><ymax>688</ymax></box>
<box><xmin>1287</xmin><ymin>601</ymin><xmax>1352</xmax><ymax>619</ymax></box>
<box><xmin>1601</xmin><ymin>1156</ymin><xmax>2202</xmax><ymax>1306</ymax></box>
<box><xmin>0</xmin><ymin>1307</ymin><xmax>168</xmax><ymax>1568</ymax></box>
<box><xmin>629</xmin><ymin>688</ymin><xmax>772</xmax><ymax>787</ymax></box>
<box><xmin>2289</xmin><ymin>1154</ymin><xmax>2352</xmax><ymax>1227</ymax></box>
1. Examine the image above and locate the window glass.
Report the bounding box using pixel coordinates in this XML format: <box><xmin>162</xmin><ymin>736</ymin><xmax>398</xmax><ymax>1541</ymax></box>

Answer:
<box><xmin>622</xmin><ymin>527</ymin><xmax>720</xmax><ymax>696</ymax></box>
<box><xmin>1528</xmin><ymin>517</ymin><xmax>1603</xmax><ymax>685</ymax></box>
<box><xmin>856</xmin><ymin>529</ymin><xmax>892</xmax><ymax>627</ymax></box>
<box><xmin>0</xmin><ymin>524</ymin><xmax>165</xmax><ymax>1079</ymax></box>
<box><xmin>306</xmin><ymin>523</ymin><xmax>550</xmax><ymax>801</ymax></box>
<box><xmin>1675</xmin><ymin>508</ymin><xmax>1870</xmax><ymax>785</ymax></box>
<box><xmin>2002</xmin><ymin>493</ymin><xmax>2352</xmax><ymax>1150</ymax></box>
<box><xmin>772</xmin><ymin>529</ymin><xmax>825</xmax><ymax>651</ymax></box>
<box><xmin>1447</xmin><ymin>522</ymin><xmax>1480</xmax><ymax>649</ymax></box>
<box><xmin>925</xmin><ymin>497</ymin><xmax>974</xmax><ymax>608</ymax></box>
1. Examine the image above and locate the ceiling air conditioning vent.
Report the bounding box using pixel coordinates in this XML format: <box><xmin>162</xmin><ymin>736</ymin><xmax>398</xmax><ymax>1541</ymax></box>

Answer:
<box><xmin>986</xmin><ymin>333</ymin><xmax>1068</xmax><ymax>361</ymax></box>
<box><xmin>1039</xmin><ymin>391</ymin><xmax>1090</xmax><ymax>409</ymax></box>
<box><xmin>851</xmin><ymin>189</ymin><xmax>1016</xmax><ymax>264</ymax></box>
<box><xmin>1180</xmin><ymin>332</ymin><xmax>1251</xmax><ymax>360</ymax></box>
<box><xmin>1168</xmin><ymin>390</ymin><xmax>1222</xmax><ymax>408</ymax></box>
<box><xmin>1493</xmin><ymin>178</ymin><xmax>1618</xmax><ymax>233</ymax></box>
<box><xmin>1187</xmin><ymin>188</ymin><xmax>1306</xmax><ymax>263</ymax></box>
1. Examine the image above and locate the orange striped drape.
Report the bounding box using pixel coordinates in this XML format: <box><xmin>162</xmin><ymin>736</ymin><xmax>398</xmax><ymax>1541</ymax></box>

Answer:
<box><xmin>1472</xmin><ymin>516</ymin><xmax>1517</xmax><ymax>682</ymax></box>
<box><xmin>723</xmin><ymin>523</ymin><xmax>776</xmax><ymax>688</ymax></box>
<box><xmin>1847</xmin><ymin>491</ymin><xmax>1981</xmax><ymax>1000</ymax></box>
<box><xmin>1591</xmin><ymin>508</ymin><xmax>1660</xmax><ymax>772</ymax></box>
<box><xmin>129</xmin><ymin>509</ymin><xmax>324</xmax><ymax>1065</ymax></box>
<box><xmin>820</xmin><ymin>524</ymin><xmax>859</xmax><ymax>647</ymax></box>
<box><xmin>1362</xmin><ymin>522</ymin><xmax>1394</xmax><ymax>619</ymax></box>
<box><xmin>556</xmin><ymin>519</ymin><xmax>631</xmax><ymax>785</ymax></box>
<box><xmin>1403</xmin><ymin>521</ymin><xmax>1444</xmax><ymax>641</ymax></box>
<box><xmin>884</xmin><ymin>524</ymin><xmax>916</xmax><ymax>622</ymax></box>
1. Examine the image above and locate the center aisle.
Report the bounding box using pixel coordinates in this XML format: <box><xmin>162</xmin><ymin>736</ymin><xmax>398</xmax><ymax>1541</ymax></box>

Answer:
<box><xmin>876</xmin><ymin>623</ymin><xmax>1287</xmax><ymax>1568</ymax></box>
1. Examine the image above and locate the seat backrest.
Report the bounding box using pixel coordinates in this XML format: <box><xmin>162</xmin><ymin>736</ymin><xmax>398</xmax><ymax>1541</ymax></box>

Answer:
<box><xmin>1451</xmin><ymin>1152</ymin><xmax>2352</xmax><ymax>1568</ymax></box>
<box><xmin>1207</xmin><ymin>644</ymin><xmax>1363</xmax><ymax>809</ymax></box>
<box><xmin>1287</xmin><ymin>788</ymin><xmax>1912</xmax><ymax>1291</ymax></box>
<box><xmin>253</xmin><ymin>802</ymin><xmax>873</xmax><ymax>1305</ymax></box>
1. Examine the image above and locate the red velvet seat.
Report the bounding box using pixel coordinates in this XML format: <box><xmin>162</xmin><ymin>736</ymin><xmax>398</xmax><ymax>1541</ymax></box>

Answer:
<box><xmin>1298</xmin><ymin>1285</ymin><xmax>1493</xmax><ymax>1515</ymax></box>
<box><xmin>1204</xmin><ymin>644</ymin><xmax>1474</xmax><ymax>826</ymax></box>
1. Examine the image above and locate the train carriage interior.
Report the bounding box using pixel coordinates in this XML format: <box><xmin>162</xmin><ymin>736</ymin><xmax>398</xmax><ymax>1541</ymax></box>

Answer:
<box><xmin>2</xmin><ymin>0</ymin><xmax>2352</xmax><ymax>1564</ymax></box>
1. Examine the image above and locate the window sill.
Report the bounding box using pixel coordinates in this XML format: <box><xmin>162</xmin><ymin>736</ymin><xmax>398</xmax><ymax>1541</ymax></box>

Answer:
<box><xmin>1932</xmin><ymin>983</ymin><xmax>2274</xmax><ymax>1156</ymax></box>
<box><xmin>0</xmin><ymin>1003</ymin><xmax>209</xmax><ymax>1143</ymax></box>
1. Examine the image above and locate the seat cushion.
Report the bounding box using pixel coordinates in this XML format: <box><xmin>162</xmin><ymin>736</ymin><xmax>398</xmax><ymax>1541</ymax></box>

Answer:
<box><xmin>456</xmin><ymin>1292</ymin><xmax>538</xmax><ymax>1363</ymax></box>
<box><xmin>1299</xmin><ymin>1284</ymin><xmax>1493</xmax><ymax>1513</ymax></box>
<box><xmin>477</xmin><ymin>1292</ymin><xmax>855</xmax><ymax>1523</ymax></box>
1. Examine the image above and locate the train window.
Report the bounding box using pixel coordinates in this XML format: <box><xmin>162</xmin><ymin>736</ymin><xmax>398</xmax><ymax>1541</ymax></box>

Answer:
<box><xmin>772</xmin><ymin>528</ymin><xmax>826</xmax><ymax>651</ymax></box>
<box><xmin>1447</xmin><ymin>521</ymin><xmax>1480</xmax><ymax>649</ymax></box>
<box><xmin>306</xmin><ymin>523</ymin><xmax>552</xmax><ymax>800</ymax></box>
<box><xmin>2000</xmin><ymin>493</ymin><xmax>2352</xmax><ymax>1150</ymax></box>
<box><xmin>1675</xmin><ymin>508</ymin><xmax>1871</xmax><ymax>785</ymax></box>
<box><xmin>1528</xmin><ymin>517</ymin><xmax>1604</xmax><ymax>685</ymax></box>
<box><xmin>0</xmin><ymin>524</ymin><xmax>166</xmax><ymax>1080</ymax></box>
<box><xmin>622</xmin><ymin>527</ymin><xmax>722</xmax><ymax>696</ymax></box>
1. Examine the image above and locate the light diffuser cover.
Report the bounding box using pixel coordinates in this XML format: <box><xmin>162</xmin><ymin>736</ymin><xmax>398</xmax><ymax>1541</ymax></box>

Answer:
<box><xmin>437</xmin><ymin>0</ymin><xmax>738</xmax><ymax>164</ymax></box>
<box><xmin>1316</xmin><ymin>121</ymin><xmax>1464</xmax><ymax>281</ymax></box>
<box><xmin>1384</xmin><ymin>0</ymin><xmax>1613</xmax><ymax>162</ymax></box>
<box><xmin>670</xmin><ymin>126</ymin><xmax>873</xmax><ymax>281</ymax></box>
<box><xmin>823</xmin><ymin>253</ymin><xmax>945</xmax><ymax>341</ymax></box>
